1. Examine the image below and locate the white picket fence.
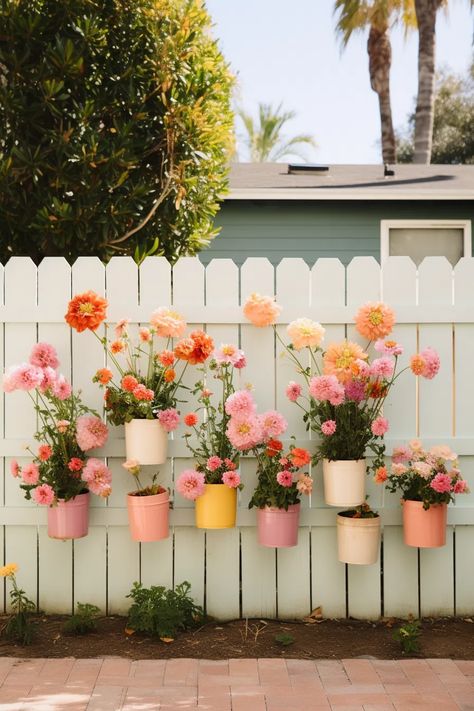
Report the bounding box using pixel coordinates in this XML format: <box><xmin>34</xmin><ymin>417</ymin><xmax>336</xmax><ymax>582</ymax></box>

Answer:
<box><xmin>0</xmin><ymin>255</ymin><xmax>473</xmax><ymax>621</ymax></box>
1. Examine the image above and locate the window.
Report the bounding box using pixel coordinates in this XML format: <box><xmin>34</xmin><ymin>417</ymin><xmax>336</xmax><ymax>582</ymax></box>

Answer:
<box><xmin>380</xmin><ymin>220</ymin><xmax>472</xmax><ymax>266</ymax></box>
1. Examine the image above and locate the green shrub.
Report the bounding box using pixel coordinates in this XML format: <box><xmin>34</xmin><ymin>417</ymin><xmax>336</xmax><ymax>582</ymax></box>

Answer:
<box><xmin>1</xmin><ymin>564</ymin><xmax>36</xmax><ymax>645</ymax></box>
<box><xmin>393</xmin><ymin>618</ymin><xmax>421</xmax><ymax>654</ymax></box>
<box><xmin>0</xmin><ymin>0</ymin><xmax>234</xmax><ymax>263</ymax></box>
<box><xmin>126</xmin><ymin>581</ymin><xmax>204</xmax><ymax>639</ymax></box>
<box><xmin>63</xmin><ymin>602</ymin><xmax>101</xmax><ymax>635</ymax></box>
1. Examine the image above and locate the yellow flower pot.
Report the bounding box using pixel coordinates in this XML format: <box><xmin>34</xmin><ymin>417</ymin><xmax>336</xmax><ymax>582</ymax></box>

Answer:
<box><xmin>195</xmin><ymin>484</ymin><xmax>237</xmax><ymax>529</ymax></box>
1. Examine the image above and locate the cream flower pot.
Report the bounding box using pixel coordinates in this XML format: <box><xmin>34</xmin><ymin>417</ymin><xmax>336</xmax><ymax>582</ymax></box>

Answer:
<box><xmin>337</xmin><ymin>512</ymin><xmax>381</xmax><ymax>565</ymax></box>
<box><xmin>322</xmin><ymin>459</ymin><xmax>366</xmax><ymax>507</ymax></box>
<box><xmin>124</xmin><ymin>419</ymin><xmax>168</xmax><ymax>465</ymax></box>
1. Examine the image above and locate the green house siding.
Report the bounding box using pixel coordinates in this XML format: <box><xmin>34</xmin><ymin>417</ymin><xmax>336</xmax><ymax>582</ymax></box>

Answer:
<box><xmin>199</xmin><ymin>200</ymin><xmax>474</xmax><ymax>265</ymax></box>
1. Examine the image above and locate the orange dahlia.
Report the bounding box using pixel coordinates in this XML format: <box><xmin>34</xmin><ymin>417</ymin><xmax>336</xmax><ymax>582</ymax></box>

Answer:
<box><xmin>354</xmin><ymin>302</ymin><xmax>395</xmax><ymax>341</ymax></box>
<box><xmin>65</xmin><ymin>291</ymin><xmax>107</xmax><ymax>333</ymax></box>
<box><xmin>323</xmin><ymin>341</ymin><xmax>368</xmax><ymax>384</ymax></box>
<box><xmin>175</xmin><ymin>330</ymin><xmax>214</xmax><ymax>365</ymax></box>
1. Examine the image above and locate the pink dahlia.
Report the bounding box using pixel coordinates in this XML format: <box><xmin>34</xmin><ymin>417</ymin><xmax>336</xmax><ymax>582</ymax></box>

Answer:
<box><xmin>51</xmin><ymin>375</ymin><xmax>72</xmax><ymax>400</ymax></box>
<box><xmin>76</xmin><ymin>416</ymin><xmax>109</xmax><ymax>451</ymax></box>
<box><xmin>420</xmin><ymin>347</ymin><xmax>440</xmax><ymax>380</ymax></box>
<box><xmin>176</xmin><ymin>469</ymin><xmax>206</xmax><ymax>500</ymax></box>
<box><xmin>392</xmin><ymin>445</ymin><xmax>413</xmax><ymax>464</ymax></box>
<box><xmin>286</xmin><ymin>381</ymin><xmax>302</xmax><ymax>402</ymax></box>
<box><xmin>259</xmin><ymin>410</ymin><xmax>287</xmax><ymax>439</ymax></box>
<box><xmin>277</xmin><ymin>470</ymin><xmax>293</xmax><ymax>487</ymax></box>
<box><xmin>371</xmin><ymin>416</ymin><xmax>389</xmax><ymax>436</ymax></box>
<box><xmin>207</xmin><ymin>455</ymin><xmax>223</xmax><ymax>472</ymax></box>
<box><xmin>213</xmin><ymin>344</ymin><xmax>245</xmax><ymax>367</ymax></box>
<box><xmin>344</xmin><ymin>379</ymin><xmax>366</xmax><ymax>403</ymax></box>
<box><xmin>374</xmin><ymin>339</ymin><xmax>404</xmax><ymax>356</ymax></box>
<box><xmin>224</xmin><ymin>458</ymin><xmax>237</xmax><ymax>470</ymax></box>
<box><xmin>32</xmin><ymin>483</ymin><xmax>55</xmax><ymax>506</ymax></box>
<box><xmin>453</xmin><ymin>479</ymin><xmax>469</xmax><ymax>494</ymax></box>
<box><xmin>8</xmin><ymin>363</ymin><xmax>43</xmax><ymax>391</ymax></box>
<box><xmin>29</xmin><ymin>343</ymin><xmax>59</xmax><ymax>370</ymax></box>
<box><xmin>158</xmin><ymin>408</ymin><xmax>180</xmax><ymax>432</ymax></box>
<box><xmin>321</xmin><ymin>420</ymin><xmax>337</xmax><ymax>436</ymax></box>
<box><xmin>391</xmin><ymin>463</ymin><xmax>408</xmax><ymax>476</ymax></box>
<box><xmin>222</xmin><ymin>470</ymin><xmax>241</xmax><ymax>488</ymax></box>
<box><xmin>82</xmin><ymin>458</ymin><xmax>112</xmax><ymax>496</ymax></box>
<box><xmin>370</xmin><ymin>357</ymin><xmax>395</xmax><ymax>378</ymax></box>
<box><xmin>39</xmin><ymin>366</ymin><xmax>57</xmax><ymax>393</ymax></box>
<box><xmin>413</xmin><ymin>461</ymin><xmax>432</xmax><ymax>479</ymax></box>
<box><xmin>226</xmin><ymin>415</ymin><xmax>263</xmax><ymax>451</ymax></box>
<box><xmin>309</xmin><ymin>375</ymin><xmax>345</xmax><ymax>406</ymax></box>
<box><xmin>22</xmin><ymin>463</ymin><xmax>40</xmax><ymax>485</ymax></box>
<box><xmin>225</xmin><ymin>390</ymin><xmax>256</xmax><ymax>418</ymax></box>
<box><xmin>234</xmin><ymin>353</ymin><xmax>247</xmax><ymax>369</ymax></box>
<box><xmin>10</xmin><ymin>459</ymin><xmax>20</xmax><ymax>478</ymax></box>
<box><xmin>296</xmin><ymin>474</ymin><xmax>313</xmax><ymax>495</ymax></box>
<box><xmin>2</xmin><ymin>367</ymin><xmax>18</xmax><ymax>392</ymax></box>
<box><xmin>430</xmin><ymin>472</ymin><xmax>452</xmax><ymax>494</ymax></box>
<box><xmin>114</xmin><ymin>318</ymin><xmax>129</xmax><ymax>339</ymax></box>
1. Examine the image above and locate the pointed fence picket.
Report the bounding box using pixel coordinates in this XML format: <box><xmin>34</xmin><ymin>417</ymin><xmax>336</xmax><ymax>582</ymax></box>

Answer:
<box><xmin>0</xmin><ymin>255</ymin><xmax>473</xmax><ymax>620</ymax></box>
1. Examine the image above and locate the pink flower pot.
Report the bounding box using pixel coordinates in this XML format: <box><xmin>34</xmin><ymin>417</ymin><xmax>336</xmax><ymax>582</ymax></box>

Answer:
<box><xmin>124</xmin><ymin>419</ymin><xmax>168</xmax><ymax>465</ymax></box>
<box><xmin>323</xmin><ymin>459</ymin><xmax>366</xmax><ymax>507</ymax></box>
<box><xmin>336</xmin><ymin>512</ymin><xmax>380</xmax><ymax>565</ymax></box>
<box><xmin>127</xmin><ymin>490</ymin><xmax>170</xmax><ymax>542</ymax></box>
<box><xmin>402</xmin><ymin>499</ymin><xmax>447</xmax><ymax>548</ymax></box>
<box><xmin>257</xmin><ymin>503</ymin><xmax>301</xmax><ymax>548</ymax></box>
<box><xmin>47</xmin><ymin>492</ymin><xmax>90</xmax><ymax>540</ymax></box>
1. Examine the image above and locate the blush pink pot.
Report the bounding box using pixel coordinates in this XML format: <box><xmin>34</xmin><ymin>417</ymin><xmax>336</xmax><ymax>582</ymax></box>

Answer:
<box><xmin>47</xmin><ymin>492</ymin><xmax>90</xmax><ymax>540</ymax></box>
<box><xmin>257</xmin><ymin>503</ymin><xmax>301</xmax><ymax>548</ymax></box>
<box><xmin>402</xmin><ymin>499</ymin><xmax>447</xmax><ymax>548</ymax></box>
<box><xmin>127</xmin><ymin>490</ymin><xmax>170</xmax><ymax>542</ymax></box>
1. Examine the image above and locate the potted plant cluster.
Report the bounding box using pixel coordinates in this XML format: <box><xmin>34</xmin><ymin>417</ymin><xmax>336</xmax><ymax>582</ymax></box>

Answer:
<box><xmin>3</xmin><ymin>343</ymin><xmax>111</xmax><ymax>540</ymax></box>
<box><xmin>336</xmin><ymin>502</ymin><xmax>381</xmax><ymax>565</ymax></box>
<box><xmin>122</xmin><ymin>460</ymin><xmax>170</xmax><ymax>542</ymax></box>
<box><xmin>176</xmin><ymin>344</ymin><xmax>245</xmax><ymax>529</ymax></box>
<box><xmin>376</xmin><ymin>441</ymin><xmax>469</xmax><ymax>548</ymax></box>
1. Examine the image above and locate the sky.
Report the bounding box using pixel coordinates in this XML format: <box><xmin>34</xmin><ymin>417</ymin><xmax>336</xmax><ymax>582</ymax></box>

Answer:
<box><xmin>206</xmin><ymin>0</ymin><xmax>473</xmax><ymax>164</ymax></box>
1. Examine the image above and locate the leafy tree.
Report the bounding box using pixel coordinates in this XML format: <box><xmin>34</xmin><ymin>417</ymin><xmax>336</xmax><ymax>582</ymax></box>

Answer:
<box><xmin>0</xmin><ymin>0</ymin><xmax>234</xmax><ymax>264</ymax></box>
<box><xmin>237</xmin><ymin>103</ymin><xmax>316</xmax><ymax>162</ymax></box>
<box><xmin>334</xmin><ymin>0</ymin><xmax>416</xmax><ymax>165</ymax></box>
<box><xmin>397</xmin><ymin>60</ymin><xmax>474</xmax><ymax>163</ymax></box>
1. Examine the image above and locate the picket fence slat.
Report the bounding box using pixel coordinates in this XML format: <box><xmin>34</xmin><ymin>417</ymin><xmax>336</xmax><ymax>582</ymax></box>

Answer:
<box><xmin>0</xmin><ymin>256</ymin><xmax>473</xmax><ymax>621</ymax></box>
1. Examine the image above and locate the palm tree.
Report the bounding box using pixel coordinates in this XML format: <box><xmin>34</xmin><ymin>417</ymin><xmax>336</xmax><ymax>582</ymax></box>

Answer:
<box><xmin>237</xmin><ymin>103</ymin><xmax>316</xmax><ymax>162</ymax></box>
<box><xmin>335</xmin><ymin>0</ymin><xmax>416</xmax><ymax>164</ymax></box>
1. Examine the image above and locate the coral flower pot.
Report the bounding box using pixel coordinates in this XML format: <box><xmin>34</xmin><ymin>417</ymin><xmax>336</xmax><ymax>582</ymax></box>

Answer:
<box><xmin>127</xmin><ymin>490</ymin><xmax>170</xmax><ymax>542</ymax></box>
<box><xmin>257</xmin><ymin>504</ymin><xmax>301</xmax><ymax>548</ymax></box>
<box><xmin>402</xmin><ymin>499</ymin><xmax>447</xmax><ymax>548</ymax></box>
<box><xmin>195</xmin><ymin>484</ymin><xmax>237</xmax><ymax>529</ymax></box>
<box><xmin>323</xmin><ymin>459</ymin><xmax>366</xmax><ymax>507</ymax></box>
<box><xmin>337</xmin><ymin>512</ymin><xmax>381</xmax><ymax>565</ymax></box>
<box><xmin>47</xmin><ymin>492</ymin><xmax>90</xmax><ymax>540</ymax></box>
<box><xmin>124</xmin><ymin>419</ymin><xmax>168</xmax><ymax>465</ymax></box>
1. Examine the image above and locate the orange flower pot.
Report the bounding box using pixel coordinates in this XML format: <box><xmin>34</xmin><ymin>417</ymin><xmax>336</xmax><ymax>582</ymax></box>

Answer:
<box><xmin>402</xmin><ymin>499</ymin><xmax>447</xmax><ymax>548</ymax></box>
<box><xmin>127</xmin><ymin>490</ymin><xmax>170</xmax><ymax>542</ymax></box>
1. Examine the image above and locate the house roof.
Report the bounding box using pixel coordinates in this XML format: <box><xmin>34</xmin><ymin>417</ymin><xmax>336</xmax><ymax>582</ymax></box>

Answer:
<box><xmin>227</xmin><ymin>163</ymin><xmax>474</xmax><ymax>201</ymax></box>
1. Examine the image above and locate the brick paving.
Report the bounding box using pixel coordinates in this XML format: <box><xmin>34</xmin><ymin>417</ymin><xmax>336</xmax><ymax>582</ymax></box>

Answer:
<box><xmin>0</xmin><ymin>657</ymin><xmax>472</xmax><ymax>710</ymax></box>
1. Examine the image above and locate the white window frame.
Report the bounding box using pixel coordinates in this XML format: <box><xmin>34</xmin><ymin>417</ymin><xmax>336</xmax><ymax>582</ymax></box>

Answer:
<box><xmin>380</xmin><ymin>219</ymin><xmax>472</xmax><ymax>264</ymax></box>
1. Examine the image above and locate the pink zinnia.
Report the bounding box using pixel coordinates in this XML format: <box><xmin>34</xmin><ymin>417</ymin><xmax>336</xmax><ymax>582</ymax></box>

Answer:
<box><xmin>392</xmin><ymin>445</ymin><xmax>412</xmax><ymax>464</ymax></box>
<box><xmin>259</xmin><ymin>410</ymin><xmax>287</xmax><ymax>439</ymax></box>
<box><xmin>76</xmin><ymin>415</ymin><xmax>109</xmax><ymax>451</ymax></box>
<box><xmin>226</xmin><ymin>415</ymin><xmax>263</xmax><ymax>451</ymax></box>
<box><xmin>225</xmin><ymin>390</ymin><xmax>256</xmax><ymax>418</ymax></box>
<box><xmin>391</xmin><ymin>463</ymin><xmax>408</xmax><ymax>476</ymax></box>
<box><xmin>344</xmin><ymin>379</ymin><xmax>365</xmax><ymax>403</ymax></box>
<box><xmin>420</xmin><ymin>347</ymin><xmax>440</xmax><ymax>380</ymax></box>
<box><xmin>371</xmin><ymin>416</ymin><xmax>389</xmax><ymax>436</ymax></box>
<box><xmin>277</xmin><ymin>470</ymin><xmax>293</xmax><ymax>487</ymax></box>
<box><xmin>9</xmin><ymin>363</ymin><xmax>44</xmax><ymax>391</ymax></box>
<box><xmin>207</xmin><ymin>455</ymin><xmax>223</xmax><ymax>472</ymax></box>
<box><xmin>29</xmin><ymin>343</ymin><xmax>59</xmax><ymax>370</ymax></box>
<box><xmin>234</xmin><ymin>353</ymin><xmax>247</xmax><ymax>369</ymax></box>
<box><xmin>176</xmin><ymin>469</ymin><xmax>206</xmax><ymax>500</ymax></box>
<box><xmin>224</xmin><ymin>458</ymin><xmax>237</xmax><ymax>470</ymax></box>
<box><xmin>430</xmin><ymin>472</ymin><xmax>452</xmax><ymax>494</ymax></box>
<box><xmin>22</xmin><ymin>462</ymin><xmax>40</xmax><ymax>485</ymax></box>
<box><xmin>286</xmin><ymin>381</ymin><xmax>302</xmax><ymax>402</ymax></box>
<box><xmin>39</xmin><ymin>366</ymin><xmax>57</xmax><ymax>393</ymax></box>
<box><xmin>370</xmin><ymin>357</ymin><xmax>395</xmax><ymax>378</ymax></box>
<box><xmin>222</xmin><ymin>470</ymin><xmax>241</xmax><ymax>488</ymax></box>
<box><xmin>296</xmin><ymin>474</ymin><xmax>313</xmax><ymax>495</ymax></box>
<box><xmin>374</xmin><ymin>339</ymin><xmax>403</xmax><ymax>356</ymax></box>
<box><xmin>32</xmin><ymin>483</ymin><xmax>55</xmax><ymax>506</ymax></box>
<box><xmin>321</xmin><ymin>420</ymin><xmax>337</xmax><ymax>436</ymax></box>
<box><xmin>309</xmin><ymin>375</ymin><xmax>345</xmax><ymax>406</ymax></box>
<box><xmin>453</xmin><ymin>479</ymin><xmax>469</xmax><ymax>494</ymax></box>
<box><xmin>213</xmin><ymin>344</ymin><xmax>245</xmax><ymax>367</ymax></box>
<box><xmin>158</xmin><ymin>408</ymin><xmax>180</xmax><ymax>432</ymax></box>
<box><xmin>52</xmin><ymin>375</ymin><xmax>72</xmax><ymax>400</ymax></box>
<box><xmin>133</xmin><ymin>384</ymin><xmax>154</xmax><ymax>401</ymax></box>
<box><xmin>82</xmin><ymin>458</ymin><xmax>112</xmax><ymax>496</ymax></box>
<box><xmin>38</xmin><ymin>445</ymin><xmax>52</xmax><ymax>461</ymax></box>
<box><xmin>10</xmin><ymin>460</ymin><xmax>20</xmax><ymax>478</ymax></box>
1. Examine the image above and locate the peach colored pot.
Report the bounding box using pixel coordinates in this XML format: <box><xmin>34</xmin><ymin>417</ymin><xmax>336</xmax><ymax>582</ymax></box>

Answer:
<box><xmin>125</xmin><ymin>419</ymin><xmax>168</xmax><ymax>465</ymax></box>
<box><xmin>323</xmin><ymin>459</ymin><xmax>366</xmax><ymax>507</ymax></box>
<box><xmin>402</xmin><ymin>499</ymin><xmax>447</xmax><ymax>548</ymax></box>
<box><xmin>127</xmin><ymin>490</ymin><xmax>170</xmax><ymax>542</ymax></box>
<box><xmin>195</xmin><ymin>484</ymin><xmax>237</xmax><ymax>529</ymax></box>
<box><xmin>47</xmin><ymin>492</ymin><xmax>90</xmax><ymax>540</ymax></box>
<box><xmin>257</xmin><ymin>503</ymin><xmax>301</xmax><ymax>548</ymax></box>
<box><xmin>337</xmin><ymin>512</ymin><xmax>381</xmax><ymax>565</ymax></box>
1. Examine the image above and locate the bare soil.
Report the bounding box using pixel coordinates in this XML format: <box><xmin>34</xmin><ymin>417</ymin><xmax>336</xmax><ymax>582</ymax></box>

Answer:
<box><xmin>0</xmin><ymin>615</ymin><xmax>473</xmax><ymax>659</ymax></box>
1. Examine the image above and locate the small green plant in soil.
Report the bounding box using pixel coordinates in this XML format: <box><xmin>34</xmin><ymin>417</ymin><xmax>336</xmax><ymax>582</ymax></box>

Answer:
<box><xmin>274</xmin><ymin>632</ymin><xmax>295</xmax><ymax>647</ymax></box>
<box><xmin>393</xmin><ymin>618</ymin><xmax>421</xmax><ymax>654</ymax></box>
<box><xmin>63</xmin><ymin>603</ymin><xmax>101</xmax><ymax>635</ymax></box>
<box><xmin>126</xmin><ymin>581</ymin><xmax>204</xmax><ymax>639</ymax></box>
<box><xmin>0</xmin><ymin>563</ymin><xmax>36</xmax><ymax>645</ymax></box>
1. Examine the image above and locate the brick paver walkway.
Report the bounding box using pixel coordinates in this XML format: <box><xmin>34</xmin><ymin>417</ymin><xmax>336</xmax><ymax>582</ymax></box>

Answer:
<box><xmin>0</xmin><ymin>657</ymin><xmax>472</xmax><ymax>710</ymax></box>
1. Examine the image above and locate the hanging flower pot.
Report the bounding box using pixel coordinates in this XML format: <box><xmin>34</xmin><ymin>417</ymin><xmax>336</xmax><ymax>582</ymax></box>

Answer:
<box><xmin>127</xmin><ymin>489</ymin><xmax>170</xmax><ymax>542</ymax></box>
<box><xmin>323</xmin><ymin>459</ymin><xmax>366</xmax><ymax>507</ymax></box>
<box><xmin>124</xmin><ymin>419</ymin><xmax>168</xmax><ymax>465</ymax></box>
<box><xmin>47</xmin><ymin>492</ymin><xmax>90</xmax><ymax>540</ymax></box>
<box><xmin>257</xmin><ymin>503</ymin><xmax>300</xmax><ymax>548</ymax></box>
<box><xmin>336</xmin><ymin>508</ymin><xmax>381</xmax><ymax>565</ymax></box>
<box><xmin>195</xmin><ymin>484</ymin><xmax>237</xmax><ymax>529</ymax></box>
<box><xmin>402</xmin><ymin>499</ymin><xmax>447</xmax><ymax>548</ymax></box>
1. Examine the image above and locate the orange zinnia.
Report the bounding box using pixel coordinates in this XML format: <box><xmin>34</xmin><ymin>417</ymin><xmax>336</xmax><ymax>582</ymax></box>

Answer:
<box><xmin>95</xmin><ymin>368</ymin><xmax>113</xmax><ymax>385</ymax></box>
<box><xmin>354</xmin><ymin>302</ymin><xmax>395</xmax><ymax>341</ymax></box>
<box><xmin>164</xmin><ymin>368</ymin><xmax>176</xmax><ymax>382</ymax></box>
<box><xmin>290</xmin><ymin>447</ymin><xmax>311</xmax><ymax>468</ymax></box>
<box><xmin>266</xmin><ymin>439</ymin><xmax>283</xmax><ymax>457</ymax></box>
<box><xmin>323</xmin><ymin>341</ymin><xmax>368</xmax><ymax>384</ymax></box>
<box><xmin>65</xmin><ymin>291</ymin><xmax>107</xmax><ymax>333</ymax></box>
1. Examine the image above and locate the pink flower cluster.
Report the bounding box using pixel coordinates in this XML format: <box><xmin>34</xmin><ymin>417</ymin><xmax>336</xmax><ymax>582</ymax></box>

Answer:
<box><xmin>3</xmin><ymin>343</ymin><xmax>73</xmax><ymax>399</ymax></box>
<box><xmin>309</xmin><ymin>375</ymin><xmax>345</xmax><ymax>406</ymax></box>
<box><xmin>158</xmin><ymin>408</ymin><xmax>180</xmax><ymax>432</ymax></box>
<box><xmin>176</xmin><ymin>469</ymin><xmax>206</xmax><ymax>500</ymax></box>
<box><xmin>225</xmin><ymin>390</ymin><xmax>287</xmax><ymax>452</ymax></box>
<box><xmin>82</xmin><ymin>458</ymin><xmax>112</xmax><ymax>497</ymax></box>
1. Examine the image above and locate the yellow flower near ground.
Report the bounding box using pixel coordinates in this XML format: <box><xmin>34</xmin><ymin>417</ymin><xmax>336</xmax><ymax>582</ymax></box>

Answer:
<box><xmin>0</xmin><ymin>563</ymin><xmax>18</xmax><ymax>577</ymax></box>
